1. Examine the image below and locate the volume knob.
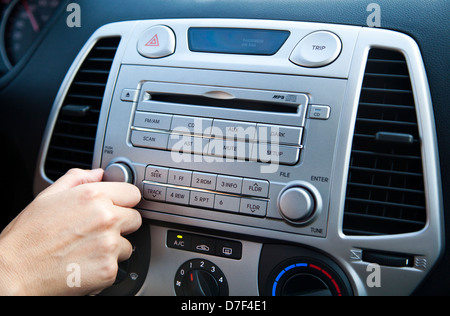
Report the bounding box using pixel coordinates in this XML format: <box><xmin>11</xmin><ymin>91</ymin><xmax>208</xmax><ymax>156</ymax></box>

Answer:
<box><xmin>103</xmin><ymin>162</ymin><xmax>134</xmax><ymax>184</ymax></box>
<box><xmin>279</xmin><ymin>187</ymin><xmax>315</xmax><ymax>223</ymax></box>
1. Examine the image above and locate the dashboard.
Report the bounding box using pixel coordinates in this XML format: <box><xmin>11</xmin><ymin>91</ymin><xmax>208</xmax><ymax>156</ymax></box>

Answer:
<box><xmin>0</xmin><ymin>0</ymin><xmax>449</xmax><ymax>296</ymax></box>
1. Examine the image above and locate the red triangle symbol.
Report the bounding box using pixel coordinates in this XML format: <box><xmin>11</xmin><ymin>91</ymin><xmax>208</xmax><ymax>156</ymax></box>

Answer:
<box><xmin>145</xmin><ymin>34</ymin><xmax>159</xmax><ymax>47</ymax></box>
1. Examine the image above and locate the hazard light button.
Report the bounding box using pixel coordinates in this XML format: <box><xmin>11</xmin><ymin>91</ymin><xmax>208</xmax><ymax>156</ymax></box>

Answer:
<box><xmin>137</xmin><ymin>25</ymin><xmax>176</xmax><ymax>58</ymax></box>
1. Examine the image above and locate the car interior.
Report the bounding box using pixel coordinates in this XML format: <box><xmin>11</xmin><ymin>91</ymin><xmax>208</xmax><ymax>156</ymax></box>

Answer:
<box><xmin>0</xmin><ymin>0</ymin><xmax>449</xmax><ymax>296</ymax></box>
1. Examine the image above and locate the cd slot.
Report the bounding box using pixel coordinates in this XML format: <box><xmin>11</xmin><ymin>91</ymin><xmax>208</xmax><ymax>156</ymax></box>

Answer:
<box><xmin>148</xmin><ymin>92</ymin><xmax>298</xmax><ymax>114</ymax></box>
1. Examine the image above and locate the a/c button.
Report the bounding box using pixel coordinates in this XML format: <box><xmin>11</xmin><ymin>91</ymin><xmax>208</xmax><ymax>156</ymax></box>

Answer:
<box><xmin>167</xmin><ymin>231</ymin><xmax>192</xmax><ymax>251</ymax></box>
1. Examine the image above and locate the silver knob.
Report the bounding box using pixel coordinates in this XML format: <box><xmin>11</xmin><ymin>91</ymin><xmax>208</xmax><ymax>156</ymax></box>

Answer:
<box><xmin>279</xmin><ymin>187</ymin><xmax>315</xmax><ymax>223</ymax></box>
<box><xmin>103</xmin><ymin>162</ymin><xmax>134</xmax><ymax>184</ymax></box>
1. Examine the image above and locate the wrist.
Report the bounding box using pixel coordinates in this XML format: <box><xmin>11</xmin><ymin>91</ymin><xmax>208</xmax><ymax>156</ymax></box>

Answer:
<box><xmin>0</xmin><ymin>241</ymin><xmax>25</xmax><ymax>295</ymax></box>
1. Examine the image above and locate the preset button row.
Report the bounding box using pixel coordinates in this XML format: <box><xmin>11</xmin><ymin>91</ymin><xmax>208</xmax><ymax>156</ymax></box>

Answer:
<box><xmin>145</xmin><ymin>165</ymin><xmax>270</xmax><ymax>198</ymax></box>
<box><xmin>143</xmin><ymin>183</ymin><xmax>268</xmax><ymax>217</ymax></box>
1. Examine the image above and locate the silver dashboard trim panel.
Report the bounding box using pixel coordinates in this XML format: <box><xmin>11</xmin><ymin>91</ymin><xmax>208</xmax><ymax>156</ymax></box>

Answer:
<box><xmin>34</xmin><ymin>19</ymin><xmax>443</xmax><ymax>296</ymax></box>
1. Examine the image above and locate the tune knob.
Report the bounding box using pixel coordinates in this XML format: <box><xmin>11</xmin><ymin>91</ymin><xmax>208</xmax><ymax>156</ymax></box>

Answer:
<box><xmin>278</xmin><ymin>186</ymin><xmax>316</xmax><ymax>223</ymax></box>
<box><xmin>103</xmin><ymin>162</ymin><xmax>134</xmax><ymax>184</ymax></box>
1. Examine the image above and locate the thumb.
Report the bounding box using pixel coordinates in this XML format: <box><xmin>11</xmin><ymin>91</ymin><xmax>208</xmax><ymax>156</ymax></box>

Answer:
<box><xmin>38</xmin><ymin>168</ymin><xmax>104</xmax><ymax>198</ymax></box>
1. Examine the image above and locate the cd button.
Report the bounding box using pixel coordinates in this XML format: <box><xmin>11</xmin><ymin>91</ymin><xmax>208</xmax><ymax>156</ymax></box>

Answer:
<box><xmin>309</xmin><ymin>105</ymin><xmax>331</xmax><ymax>120</ymax></box>
<box><xmin>171</xmin><ymin>115</ymin><xmax>213</xmax><ymax>136</ymax></box>
<box><xmin>137</xmin><ymin>25</ymin><xmax>176</xmax><ymax>58</ymax></box>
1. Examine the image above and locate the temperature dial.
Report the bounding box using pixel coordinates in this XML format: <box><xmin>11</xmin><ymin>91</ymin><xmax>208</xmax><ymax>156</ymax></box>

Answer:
<box><xmin>175</xmin><ymin>259</ymin><xmax>228</xmax><ymax>296</ymax></box>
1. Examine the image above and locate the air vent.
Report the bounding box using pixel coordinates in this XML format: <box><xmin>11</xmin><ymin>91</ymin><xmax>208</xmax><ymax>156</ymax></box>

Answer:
<box><xmin>44</xmin><ymin>37</ymin><xmax>121</xmax><ymax>181</ymax></box>
<box><xmin>343</xmin><ymin>49</ymin><xmax>426</xmax><ymax>236</ymax></box>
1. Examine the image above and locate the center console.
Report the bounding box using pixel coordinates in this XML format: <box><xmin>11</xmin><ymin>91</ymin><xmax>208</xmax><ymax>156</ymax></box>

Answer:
<box><xmin>35</xmin><ymin>19</ymin><xmax>443</xmax><ymax>296</ymax></box>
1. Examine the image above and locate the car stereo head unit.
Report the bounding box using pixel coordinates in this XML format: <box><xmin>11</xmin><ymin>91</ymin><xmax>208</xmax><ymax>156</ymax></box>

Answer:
<box><xmin>35</xmin><ymin>19</ymin><xmax>443</xmax><ymax>296</ymax></box>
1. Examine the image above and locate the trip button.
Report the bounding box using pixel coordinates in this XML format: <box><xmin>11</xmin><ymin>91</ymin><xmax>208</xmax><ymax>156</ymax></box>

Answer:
<box><xmin>290</xmin><ymin>31</ymin><xmax>342</xmax><ymax>68</ymax></box>
<box><xmin>137</xmin><ymin>25</ymin><xmax>176</xmax><ymax>58</ymax></box>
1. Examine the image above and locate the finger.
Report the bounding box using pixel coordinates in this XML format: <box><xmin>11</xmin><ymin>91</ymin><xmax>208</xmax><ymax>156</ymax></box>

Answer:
<box><xmin>38</xmin><ymin>168</ymin><xmax>104</xmax><ymax>198</ymax></box>
<box><xmin>113</xmin><ymin>206</ymin><xmax>142</xmax><ymax>236</ymax></box>
<box><xmin>76</xmin><ymin>181</ymin><xmax>142</xmax><ymax>208</ymax></box>
<box><xmin>117</xmin><ymin>236</ymin><xmax>134</xmax><ymax>263</ymax></box>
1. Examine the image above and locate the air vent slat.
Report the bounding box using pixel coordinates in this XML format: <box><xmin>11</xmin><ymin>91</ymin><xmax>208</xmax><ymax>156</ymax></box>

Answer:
<box><xmin>343</xmin><ymin>49</ymin><xmax>426</xmax><ymax>236</ymax></box>
<box><xmin>44</xmin><ymin>37</ymin><xmax>121</xmax><ymax>182</ymax></box>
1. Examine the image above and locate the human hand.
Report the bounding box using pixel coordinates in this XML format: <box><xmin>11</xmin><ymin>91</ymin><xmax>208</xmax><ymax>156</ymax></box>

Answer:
<box><xmin>0</xmin><ymin>168</ymin><xmax>142</xmax><ymax>296</ymax></box>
